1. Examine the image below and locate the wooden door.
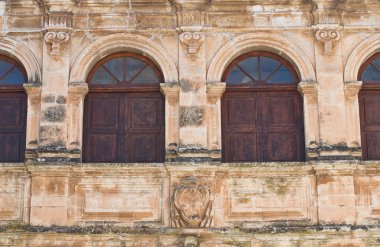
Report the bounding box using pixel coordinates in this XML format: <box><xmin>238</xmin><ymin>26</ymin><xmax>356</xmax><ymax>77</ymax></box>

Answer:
<box><xmin>83</xmin><ymin>52</ymin><xmax>165</xmax><ymax>163</ymax></box>
<box><xmin>221</xmin><ymin>52</ymin><xmax>305</xmax><ymax>162</ymax></box>
<box><xmin>358</xmin><ymin>53</ymin><xmax>380</xmax><ymax>160</ymax></box>
<box><xmin>0</xmin><ymin>56</ymin><xmax>27</xmax><ymax>162</ymax></box>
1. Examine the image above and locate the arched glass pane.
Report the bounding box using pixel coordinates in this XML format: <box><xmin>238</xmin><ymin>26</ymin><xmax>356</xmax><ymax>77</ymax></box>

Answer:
<box><xmin>91</xmin><ymin>67</ymin><xmax>118</xmax><ymax>84</ymax></box>
<box><xmin>125</xmin><ymin>57</ymin><xmax>146</xmax><ymax>82</ymax></box>
<box><xmin>103</xmin><ymin>57</ymin><xmax>124</xmax><ymax>82</ymax></box>
<box><xmin>0</xmin><ymin>60</ymin><xmax>26</xmax><ymax>85</ymax></box>
<box><xmin>89</xmin><ymin>54</ymin><xmax>161</xmax><ymax>85</ymax></box>
<box><xmin>260</xmin><ymin>57</ymin><xmax>281</xmax><ymax>81</ymax></box>
<box><xmin>226</xmin><ymin>67</ymin><xmax>249</xmax><ymax>84</ymax></box>
<box><xmin>361</xmin><ymin>58</ymin><xmax>380</xmax><ymax>81</ymax></box>
<box><xmin>268</xmin><ymin>65</ymin><xmax>295</xmax><ymax>83</ymax></box>
<box><xmin>132</xmin><ymin>66</ymin><xmax>160</xmax><ymax>84</ymax></box>
<box><xmin>238</xmin><ymin>57</ymin><xmax>259</xmax><ymax>81</ymax></box>
<box><xmin>224</xmin><ymin>53</ymin><xmax>297</xmax><ymax>84</ymax></box>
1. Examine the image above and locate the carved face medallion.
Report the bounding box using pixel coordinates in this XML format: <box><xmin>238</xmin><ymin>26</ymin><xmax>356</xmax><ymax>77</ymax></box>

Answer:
<box><xmin>172</xmin><ymin>177</ymin><xmax>213</xmax><ymax>228</ymax></box>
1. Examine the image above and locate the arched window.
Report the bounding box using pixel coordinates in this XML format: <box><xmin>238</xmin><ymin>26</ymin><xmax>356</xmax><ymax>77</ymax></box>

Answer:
<box><xmin>0</xmin><ymin>55</ymin><xmax>27</xmax><ymax>162</ymax></box>
<box><xmin>83</xmin><ymin>52</ymin><xmax>165</xmax><ymax>163</ymax></box>
<box><xmin>358</xmin><ymin>53</ymin><xmax>380</xmax><ymax>160</ymax></box>
<box><xmin>221</xmin><ymin>51</ymin><xmax>305</xmax><ymax>162</ymax></box>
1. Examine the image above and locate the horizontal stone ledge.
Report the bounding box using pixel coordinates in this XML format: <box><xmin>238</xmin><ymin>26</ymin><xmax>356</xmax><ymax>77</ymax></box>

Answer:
<box><xmin>1</xmin><ymin>224</ymin><xmax>380</xmax><ymax>235</ymax></box>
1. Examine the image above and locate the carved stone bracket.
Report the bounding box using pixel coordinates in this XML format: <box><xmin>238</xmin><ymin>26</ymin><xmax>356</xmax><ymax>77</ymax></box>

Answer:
<box><xmin>24</xmin><ymin>83</ymin><xmax>42</xmax><ymax>150</ymax></box>
<box><xmin>298</xmin><ymin>81</ymin><xmax>318</xmax><ymax>105</ymax></box>
<box><xmin>312</xmin><ymin>24</ymin><xmax>341</xmax><ymax>56</ymax></box>
<box><xmin>160</xmin><ymin>83</ymin><xmax>180</xmax><ymax>106</ymax></box>
<box><xmin>172</xmin><ymin>176</ymin><xmax>213</xmax><ymax>228</ymax></box>
<box><xmin>44</xmin><ymin>31</ymin><xmax>70</xmax><ymax>57</ymax></box>
<box><xmin>43</xmin><ymin>12</ymin><xmax>72</xmax><ymax>57</ymax></box>
<box><xmin>68</xmin><ymin>83</ymin><xmax>89</xmax><ymax>150</ymax></box>
<box><xmin>179</xmin><ymin>32</ymin><xmax>205</xmax><ymax>54</ymax></box>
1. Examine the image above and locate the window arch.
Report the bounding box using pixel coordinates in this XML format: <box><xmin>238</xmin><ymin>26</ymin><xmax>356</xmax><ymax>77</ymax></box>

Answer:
<box><xmin>0</xmin><ymin>55</ymin><xmax>27</xmax><ymax>162</ymax></box>
<box><xmin>83</xmin><ymin>52</ymin><xmax>165</xmax><ymax>163</ymax></box>
<box><xmin>358</xmin><ymin>53</ymin><xmax>380</xmax><ymax>160</ymax></box>
<box><xmin>221</xmin><ymin>51</ymin><xmax>305</xmax><ymax>162</ymax></box>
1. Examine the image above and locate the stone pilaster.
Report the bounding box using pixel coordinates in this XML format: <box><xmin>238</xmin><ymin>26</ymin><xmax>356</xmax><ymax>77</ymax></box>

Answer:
<box><xmin>206</xmin><ymin>82</ymin><xmax>226</xmax><ymax>161</ymax></box>
<box><xmin>344</xmin><ymin>81</ymin><xmax>362</xmax><ymax>159</ymax></box>
<box><xmin>160</xmin><ymin>83</ymin><xmax>180</xmax><ymax>161</ymax></box>
<box><xmin>24</xmin><ymin>84</ymin><xmax>41</xmax><ymax>162</ymax></box>
<box><xmin>38</xmin><ymin>11</ymin><xmax>72</xmax><ymax>162</ymax></box>
<box><xmin>298</xmin><ymin>82</ymin><xmax>319</xmax><ymax>160</ymax></box>
<box><xmin>67</xmin><ymin>83</ymin><xmax>88</xmax><ymax>162</ymax></box>
<box><xmin>175</xmin><ymin>2</ymin><xmax>208</xmax><ymax>162</ymax></box>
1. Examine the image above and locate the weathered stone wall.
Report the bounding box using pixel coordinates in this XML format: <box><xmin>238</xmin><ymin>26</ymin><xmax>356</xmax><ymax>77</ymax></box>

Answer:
<box><xmin>1</xmin><ymin>0</ymin><xmax>380</xmax><ymax>246</ymax></box>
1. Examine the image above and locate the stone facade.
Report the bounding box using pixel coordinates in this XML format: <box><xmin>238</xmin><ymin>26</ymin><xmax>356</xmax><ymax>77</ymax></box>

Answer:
<box><xmin>1</xmin><ymin>0</ymin><xmax>380</xmax><ymax>246</ymax></box>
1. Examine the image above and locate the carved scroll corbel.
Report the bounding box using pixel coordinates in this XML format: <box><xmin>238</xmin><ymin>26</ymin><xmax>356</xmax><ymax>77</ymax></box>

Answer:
<box><xmin>179</xmin><ymin>32</ymin><xmax>205</xmax><ymax>54</ymax></box>
<box><xmin>44</xmin><ymin>31</ymin><xmax>70</xmax><ymax>57</ymax></box>
<box><xmin>312</xmin><ymin>24</ymin><xmax>341</xmax><ymax>56</ymax></box>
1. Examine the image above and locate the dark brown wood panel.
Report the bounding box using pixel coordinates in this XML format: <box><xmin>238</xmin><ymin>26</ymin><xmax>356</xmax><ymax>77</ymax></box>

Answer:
<box><xmin>359</xmin><ymin>91</ymin><xmax>380</xmax><ymax>160</ymax></box>
<box><xmin>358</xmin><ymin>53</ymin><xmax>380</xmax><ymax>160</ymax></box>
<box><xmin>221</xmin><ymin>52</ymin><xmax>304</xmax><ymax>163</ymax></box>
<box><xmin>222</xmin><ymin>90</ymin><xmax>304</xmax><ymax>162</ymax></box>
<box><xmin>0</xmin><ymin>93</ymin><xmax>27</xmax><ymax>162</ymax></box>
<box><xmin>83</xmin><ymin>52</ymin><xmax>165</xmax><ymax>163</ymax></box>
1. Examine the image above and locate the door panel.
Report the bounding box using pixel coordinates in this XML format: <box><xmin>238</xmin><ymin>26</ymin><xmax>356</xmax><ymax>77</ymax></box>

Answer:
<box><xmin>360</xmin><ymin>90</ymin><xmax>380</xmax><ymax>160</ymax></box>
<box><xmin>87</xmin><ymin>134</ymin><xmax>119</xmax><ymax>162</ymax></box>
<box><xmin>127</xmin><ymin>133</ymin><xmax>160</xmax><ymax>162</ymax></box>
<box><xmin>267</xmin><ymin>95</ymin><xmax>297</xmax><ymax>126</ymax></box>
<box><xmin>228</xmin><ymin>133</ymin><xmax>258</xmax><ymax>162</ymax></box>
<box><xmin>130</xmin><ymin>97</ymin><xmax>159</xmax><ymax>128</ymax></box>
<box><xmin>0</xmin><ymin>93</ymin><xmax>26</xmax><ymax>162</ymax></box>
<box><xmin>89</xmin><ymin>97</ymin><xmax>121</xmax><ymax>128</ymax></box>
<box><xmin>267</xmin><ymin>132</ymin><xmax>299</xmax><ymax>161</ymax></box>
<box><xmin>83</xmin><ymin>92</ymin><xmax>164</xmax><ymax>163</ymax></box>
<box><xmin>227</xmin><ymin>97</ymin><xmax>257</xmax><ymax>127</ymax></box>
<box><xmin>222</xmin><ymin>89</ymin><xmax>304</xmax><ymax>162</ymax></box>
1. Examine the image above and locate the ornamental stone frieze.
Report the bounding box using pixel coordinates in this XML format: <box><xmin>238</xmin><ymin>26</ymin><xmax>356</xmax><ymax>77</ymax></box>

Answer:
<box><xmin>171</xmin><ymin>176</ymin><xmax>213</xmax><ymax>228</ymax></box>
<box><xmin>179</xmin><ymin>32</ymin><xmax>205</xmax><ymax>54</ymax></box>
<box><xmin>43</xmin><ymin>12</ymin><xmax>72</xmax><ymax>57</ymax></box>
<box><xmin>312</xmin><ymin>24</ymin><xmax>341</xmax><ymax>56</ymax></box>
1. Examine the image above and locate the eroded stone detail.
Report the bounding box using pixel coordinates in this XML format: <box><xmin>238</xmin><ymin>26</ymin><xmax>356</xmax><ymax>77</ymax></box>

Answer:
<box><xmin>179</xmin><ymin>32</ymin><xmax>205</xmax><ymax>54</ymax></box>
<box><xmin>180</xmin><ymin>106</ymin><xmax>204</xmax><ymax>127</ymax></box>
<box><xmin>44</xmin><ymin>31</ymin><xmax>70</xmax><ymax>56</ymax></box>
<box><xmin>172</xmin><ymin>176</ymin><xmax>213</xmax><ymax>228</ymax></box>
<box><xmin>313</xmin><ymin>24</ymin><xmax>341</xmax><ymax>55</ymax></box>
<box><xmin>42</xmin><ymin>105</ymin><xmax>65</xmax><ymax>123</ymax></box>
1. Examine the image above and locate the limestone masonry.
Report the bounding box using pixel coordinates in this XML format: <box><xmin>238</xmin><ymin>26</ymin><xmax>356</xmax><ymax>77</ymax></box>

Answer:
<box><xmin>1</xmin><ymin>0</ymin><xmax>380</xmax><ymax>246</ymax></box>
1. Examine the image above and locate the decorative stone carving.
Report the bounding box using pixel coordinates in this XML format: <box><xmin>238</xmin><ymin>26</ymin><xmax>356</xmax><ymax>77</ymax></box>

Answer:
<box><xmin>44</xmin><ymin>12</ymin><xmax>73</xmax><ymax>29</ymax></box>
<box><xmin>172</xmin><ymin>176</ymin><xmax>213</xmax><ymax>228</ymax></box>
<box><xmin>44</xmin><ymin>31</ymin><xmax>70</xmax><ymax>57</ymax></box>
<box><xmin>313</xmin><ymin>24</ymin><xmax>341</xmax><ymax>56</ymax></box>
<box><xmin>43</xmin><ymin>12</ymin><xmax>72</xmax><ymax>57</ymax></box>
<box><xmin>179</xmin><ymin>32</ymin><xmax>205</xmax><ymax>54</ymax></box>
<box><xmin>177</xmin><ymin>11</ymin><xmax>205</xmax><ymax>28</ymax></box>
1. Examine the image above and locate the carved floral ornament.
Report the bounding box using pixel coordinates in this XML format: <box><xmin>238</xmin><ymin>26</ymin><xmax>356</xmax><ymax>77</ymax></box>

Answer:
<box><xmin>179</xmin><ymin>32</ymin><xmax>205</xmax><ymax>54</ymax></box>
<box><xmin>313</xmin><ymin>24</ymin><xmax>341</xmax><ymax>55</ymax></box>
<box><xmin>172</xmin><ymin>176</ymin><xmax>213</xmax><ymax>228</ymax></box>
